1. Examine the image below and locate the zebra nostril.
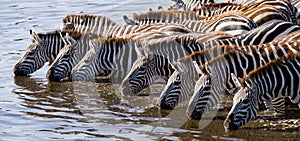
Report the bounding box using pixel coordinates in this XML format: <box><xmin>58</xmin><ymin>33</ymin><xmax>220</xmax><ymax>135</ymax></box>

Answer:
<box><xmin>188</xmin><ymin>108</ymin><xmax>203</xmax><ymax>120</ymax></box>
<box><xmin>118</xmin><ymin>82</ymin><xmax>135</xmax><ymax>95</ymax></box>
<box><xmin>224</xmin><ymin>114</ymin><xmax>239</xmax><ymax>130</ymax></box>
<box><xmin>158</xmin><ymin>95</ymin><xmax>177</xmax><ymax>110</ymax></box>
<box><xmin>46</xmin><ymin>68</ymin><xmax>60</xmax><ymax>82</ymax></box>
<box><xmin>13</xmin><ymin>68</ymin><xmax>29</xmax><ymax>76</ymax></box>
<box><xmin>224</xmin><ymin>118</ymin><xmax>230</xmax><ymax>129</ymax></box>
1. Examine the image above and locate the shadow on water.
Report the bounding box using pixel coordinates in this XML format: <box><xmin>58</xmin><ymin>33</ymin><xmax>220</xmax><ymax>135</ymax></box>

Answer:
<box><xmin>10</xmin><ymin>76</ymin><xmax>300</xmax><ymax>140</ymax></box>
<box><xmin>12</xmin><ymin>76</ymin><xmax>84</xmax><ymax>120</ymax></box>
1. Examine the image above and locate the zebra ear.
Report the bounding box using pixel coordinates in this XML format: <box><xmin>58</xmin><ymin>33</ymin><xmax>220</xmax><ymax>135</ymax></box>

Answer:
<box><xmin>192</xmin><ymin>61</ymin><xmax>203</xmax><ymax>74</ymax></box>
<box><xmin>204</xmin><ymin>62</ymin><xmax>212</xmax><ymax>74</ymax></box>
<box><xmin>244</xmin><ymin>75</ymin><xmax>253</xmax><ymax>88</ymax></box>
<box><xmin>59</xmin><ymin>31</ymin><xmax>68</xmax><ymax>45</ymax></box>
<box><xmin>30</xmin><ymin>30</ymin><xmax>42</xmax><ymax>43</ymax></box>
<box><xmin>169</xmin><ymin>60</ymin><xmax>178</xmax><ymax>70</ymax></box>
<box><xmin>89</xmin><ymin>39</ymin><xmax>97</xmax><ymax>52</ymax></box>
<box><xmin>123</xmin><ymin>15</ymin><xmax>137</xmax><ymax>25</ymax></box>
<box><xmin>158</xmin><ymin>6</ymin><xmax>164</xmax><ymax>10</ymax></box>
<box><xmin>135</xmin><ymin>46</ymin><xmax>143</xmax><ymax>56</ymax></box>
<box><xmin>231</xmin><ymin>73</ymin><xmax>242</xmax><ymax>88</ymax></box>
<box><xmin>65</xmin><ymin>33</ymin><xmax>77</xmax><ymax>46</ymax></box>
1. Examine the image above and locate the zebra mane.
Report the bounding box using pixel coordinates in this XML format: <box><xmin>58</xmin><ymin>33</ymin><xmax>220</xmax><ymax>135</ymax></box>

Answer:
<box><xmin>61</xmin><ymin>30</ymin><xmax>83</xmax><ymax>40</ymax></box>
<box><xmin>92</xmin><ymin>36</ymin><xmax>134</xmax><ymax>47</ymax></box>
<box><xmin>176</xmin><ymin>45</ymin><xmax>226</xmax><ymax>63</ymax></box>
<box><xmin>35</xmin><ymin>30</ymin><xmax>66</xmax><ymax>41</ymax></box>
<box><xmin>240</xmin><ymin>52</ymin><xmax>300</xmax><ymax>86</ymax></box>
<box><xmin>133</xmin><ymin>9</ymin><xmax>202</xmax><ymax>22</ymax></box>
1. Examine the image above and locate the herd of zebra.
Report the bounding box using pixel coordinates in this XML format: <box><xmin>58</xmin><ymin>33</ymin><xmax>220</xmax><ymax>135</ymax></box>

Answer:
<box><xmin>13</xmin><ymin>0</ymin><xmax>300</xmax><ymax>130</ymax></box>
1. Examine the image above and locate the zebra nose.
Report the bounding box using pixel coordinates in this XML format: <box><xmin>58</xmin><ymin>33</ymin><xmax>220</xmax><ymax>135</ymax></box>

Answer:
<box><xmin>158</xmin><ymin>95</ymin><xmax>177</xmax><ymax>110</ymax></box>
<box><xmin>46</xmin><ymin>68</ymin><xmax>66</xmax><ymax>82</ymax></box>
<box><xmin>13</xmin><ymin>67</ymin><xmax>29</xmax><ymax>76</ymax></box>
<box><xmin>118</xmin><ymin>81</ymin><xmax>135</xmax><ymax>95</ymax></box>
<box><xmin>188</xmin><ymin>108</ymin><xmax>203</xmax><ymax>120</ymax></box>
<box><xmin>224</xmin><ymin>114</ymin><xmax>239</xmax><ymax>130</ymax></box>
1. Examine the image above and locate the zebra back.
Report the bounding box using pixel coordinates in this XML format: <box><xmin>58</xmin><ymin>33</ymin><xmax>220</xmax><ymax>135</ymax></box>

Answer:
<box><xmin>61</xmin><ymin>14</ymin><xmax>117</xmax><ymax>37</ymax></box>
<box><xmin>181</xmin><ymin>11</ymin><xmax>258</xmax><ymax>35</ymax></box>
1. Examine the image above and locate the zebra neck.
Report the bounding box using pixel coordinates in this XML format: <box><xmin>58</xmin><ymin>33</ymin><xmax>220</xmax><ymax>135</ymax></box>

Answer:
<box><xmin>47</xmin><ymin>37</ymin><xmax>65</xmax><ymax>61</ymax></box>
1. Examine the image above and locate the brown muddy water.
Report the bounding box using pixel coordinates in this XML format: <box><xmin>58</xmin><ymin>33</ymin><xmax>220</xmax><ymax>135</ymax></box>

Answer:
<box><xmin>1</xmin><ymin>0</ymin><xmax>300</xmax><ymax>140</ymax></box>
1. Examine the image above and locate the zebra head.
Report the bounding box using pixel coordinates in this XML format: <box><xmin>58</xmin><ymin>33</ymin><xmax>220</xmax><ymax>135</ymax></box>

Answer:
<box><xmin>14</xmin><ymin>30</ymin><xmax>54</xmax><ymax>76</ymax></box>
<box><xmin>158</xmin><ymin>60</ymin><xmax>200</xmax><ymax>110</ymax></box>
<box><xmin>224</xmin><ymin>74</ymin><xmax>259</xmax><ymax>130</ymax></box>
<box><xmin>120</xmin><ymin>51</ymin><xmax>174</xmax><ymax>94</ymax></box>
<box><xmin>46</xmin><ymin>32</ymin><xmax>88</xmax><ymax>81</ymax></box>
<box><xmin>158</xmin><ymin>65</ymin><xmax>182</xmax><ymax>110</ymax></box>
<box><xmin>186</xmin><ymin>72</ymin><xmax>212</xmax><ymax>120</ymax></box>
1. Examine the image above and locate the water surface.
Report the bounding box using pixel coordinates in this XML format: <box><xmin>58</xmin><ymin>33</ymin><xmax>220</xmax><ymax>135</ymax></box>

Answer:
<box><xmin>1</xmin><ymin>0</ymin><xmax>300</xmax><ymax>140</ymax></box>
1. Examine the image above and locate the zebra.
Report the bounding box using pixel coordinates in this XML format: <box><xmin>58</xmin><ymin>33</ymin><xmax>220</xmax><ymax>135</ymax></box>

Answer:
<box><xmin>119</xmin><ymin>31</ymin><xmax>235</xmax><ymax>95</ymax></box>
<box><xmin>121</xmin><ymin>20</ymin><xmax>300</xmax><ymax>97</ymax></box>
<box><xmin>13</xmin><ymin>30</ymin><xmax>72</xmax><ymax>76</ymax></box>
<box><xmin>224</xmin><ymin>53</ymin><xmax>300</xmax><ymax>130</ymax></box>
<box><xmin>188</xmin><ymin>30</ymin><xmax>300</xmax><ymax>120</ymax></box>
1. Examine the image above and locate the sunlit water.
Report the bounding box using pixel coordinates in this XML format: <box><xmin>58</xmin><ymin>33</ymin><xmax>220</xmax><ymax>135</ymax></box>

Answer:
<box><xmin>1</xmin><ymin>0</ymin><xmax>300</xmax><ymax>140</ymax></box>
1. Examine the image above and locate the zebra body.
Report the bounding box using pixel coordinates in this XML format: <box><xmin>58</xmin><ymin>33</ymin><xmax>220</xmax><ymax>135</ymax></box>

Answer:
<box><xmin>181</xmin><ymin>12</ymin><xmax>257</xmax><ymax>36</ymax></box>
<box><xmin>128</xmin><ymin>9</ymin><xmax>257</xmax><ymax>36</ymax></box>
<box><xmin>121</xmin><ymin>21</ymin><xmax>300</xmax><ymax>97</ymax></box>
<box><xmin>188</xmin><ymin>31</ymin><xmax>300</xmax><ymax>120</ymax></box>
<box><xmin>224</xmin><ymin>53</ymin><xmax>300</xmax><ymax>130</ymax></box>
<box><xmin>14</xmin><ymin>30</ymin><xmax>70</xmax><ymax>76</ymax></box>
<box><xmin>194</xmin><ymin>0</ymin><xmax>299</xmax><ymax>25</ymax></box>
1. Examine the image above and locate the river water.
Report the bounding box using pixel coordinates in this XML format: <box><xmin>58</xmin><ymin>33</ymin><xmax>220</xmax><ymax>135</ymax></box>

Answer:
<box><xmin>0</xmin><ymin>0</ymin><xmax>300</xmax><ymax>140</ymax></box>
